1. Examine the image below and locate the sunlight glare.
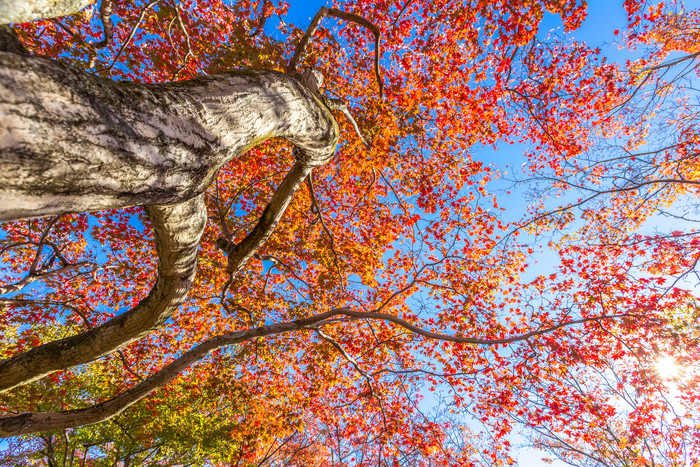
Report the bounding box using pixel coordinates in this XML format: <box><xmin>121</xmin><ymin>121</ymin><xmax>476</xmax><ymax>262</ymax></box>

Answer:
<box><xmin>655</xmin><ymin>356</ymin><xmax>682</xmax><ymax>380</ymax></box>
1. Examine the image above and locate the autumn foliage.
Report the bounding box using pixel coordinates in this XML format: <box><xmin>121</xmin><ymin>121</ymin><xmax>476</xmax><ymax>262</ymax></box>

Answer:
<box><xmin>1</xmin><ymin>0</ymin><xmax>700</xmax><ymax>465</ymax></box>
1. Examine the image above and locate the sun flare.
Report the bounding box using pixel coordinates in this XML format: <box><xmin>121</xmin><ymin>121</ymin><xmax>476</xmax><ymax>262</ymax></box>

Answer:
<box><xmin>655</xmin><ymin>356</ymin><xmax>683</xmax><ymax>380</ymax></box>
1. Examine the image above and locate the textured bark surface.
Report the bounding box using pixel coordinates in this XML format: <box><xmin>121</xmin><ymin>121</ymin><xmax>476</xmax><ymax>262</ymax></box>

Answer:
<box><xmin>0</xmin><ymin>26</ymin><xmax>29</xmax><ymax>55</ymax></box>
<box><xmin>0</xmin><ymin>0</ymin><xmax>94</xmax><ymax>24</ymax></box>
<box><xmin>0</xmin><ymin>52</ymin><xmax>338</xmax><ymax>221</ymax></box>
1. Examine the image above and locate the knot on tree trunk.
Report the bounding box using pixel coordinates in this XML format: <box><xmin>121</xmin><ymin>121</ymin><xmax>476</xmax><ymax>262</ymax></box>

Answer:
<box><xmin>299</xmin><ymin>68</ymin><xmax>324</xmax><ymax>95</ymax></box>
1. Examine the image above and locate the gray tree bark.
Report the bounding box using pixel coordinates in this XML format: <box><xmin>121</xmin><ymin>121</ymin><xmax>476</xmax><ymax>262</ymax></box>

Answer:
<box><xmin>0</xmin><ymin>51</ymin><xmax>338</xmax><ymax>221</ymax></box>
<box><xmin>0</xmin><ymin>0</ymin><xmax>95</xmax><ymax>24</ymax></box>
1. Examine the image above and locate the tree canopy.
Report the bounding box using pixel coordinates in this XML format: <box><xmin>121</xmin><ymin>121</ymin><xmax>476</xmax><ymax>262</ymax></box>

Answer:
<box><xmin>0</xmin><ymin>0</ymin><xmax>699</xmax><ymax>465</ymax></box>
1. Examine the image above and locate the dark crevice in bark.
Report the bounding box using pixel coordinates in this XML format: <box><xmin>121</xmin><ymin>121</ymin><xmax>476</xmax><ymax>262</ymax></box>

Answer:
<box><xmin>0</xmin><ymin>25</ymin><xmax>29</xmax><ymax>55</ymax></box>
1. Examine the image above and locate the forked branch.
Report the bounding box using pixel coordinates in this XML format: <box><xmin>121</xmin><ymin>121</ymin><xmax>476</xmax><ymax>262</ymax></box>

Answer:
<box><xmin>0</xmin><ymin>195</ymin><xmax>207</xmax><ymax>394</ymax></box>
<box><xmin>289</xmin><ymin>6</ymin><xmax>384</xmax><ymax>99</ymax></box>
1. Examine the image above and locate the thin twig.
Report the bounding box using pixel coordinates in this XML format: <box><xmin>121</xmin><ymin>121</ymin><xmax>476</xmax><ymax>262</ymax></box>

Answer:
<box><xmin>50</xmin><ymin>19</ymin><xmax>89</xmax><ymax>48</ymax></box>
<box><xmin>315</xmin><ymin>329</ymin><xmax>389</xmax><ymax>430</ymax></box>
<box><xmin>0</xmin><ymin>262</ymin><xmax>95</xmax><ymax>296</ymax></box>
<box><xmin>102</xmin><ymin>0</ymin><xmax>159</xmax><ymax>72</ymax></box>
<box><xmin>307</xmin><ymin>173</ymin><xmax>343</xmax><ymax>280</ymax></box>
<box><xmin>171</xmin><ymin>1</ymin><xmax>203</xmax><ymax>80</ymax></box>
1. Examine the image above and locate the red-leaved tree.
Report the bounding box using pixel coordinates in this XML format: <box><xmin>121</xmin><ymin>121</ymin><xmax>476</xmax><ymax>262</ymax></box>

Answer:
<box><xmin>0</xmin><ymin>0</ymin><xmax>698</xmax><ymax>465</ymax></box>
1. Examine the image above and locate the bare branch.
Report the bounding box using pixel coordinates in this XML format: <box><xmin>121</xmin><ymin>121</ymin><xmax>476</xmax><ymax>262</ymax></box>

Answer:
<box><xmin>102</xmin><ymin>0</ymin><xmax>159</xmax><ymax>72</ymax></box>
<box><xmin>171</xmin><ymin>1</ymin><xmax>203</xmax><ymax>80</ymax></box>
<box><xmin>648</xmin><ymin>52</ymin><xmax>700</xmax><ymax>71</ymax></box>
<box><xmin>316</xmin><ymin>328</ymin><xmax>389</xmax><ymax>430</ymax></box>
<box><xmin>216</xmin><ymin>148</ymin><xmax>338</xmax><ymax>276</ymax></box>
<box><xmin>288</xmin><ymin>6</ymin><xmax>384</xmax><ymax>99</ymax></box>
<box><xmin>392</xmin><ymin>0</ymin><xmax>416</xmax><ymax>26</ymax></box>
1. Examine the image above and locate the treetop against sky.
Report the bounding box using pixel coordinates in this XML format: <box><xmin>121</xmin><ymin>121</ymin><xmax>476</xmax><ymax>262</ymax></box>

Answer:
<box><xmin>0</xmin><ymin>0</ymin><xmax>699</xmax><ymax>465</ymax></box>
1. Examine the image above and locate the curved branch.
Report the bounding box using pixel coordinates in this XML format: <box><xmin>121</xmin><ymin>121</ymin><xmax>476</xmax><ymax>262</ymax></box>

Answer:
<box><xmin>0</xmin><ymin>52</ymin><xmax>338</xmax><ymax>221</ymax></box>
<box><xmin>0</xmin><ymin>307</ymin><xmax>629</xmax><ymax>436</ymax></box>
<box><xmin>0</xmin><ymin>194</ymin><xmax>207</xmax><ymax>393</ymax></box>
<box><xmin>288</xmin><ymin>6</ymin><xmax>383</xmax><ymax>98</ymax></box>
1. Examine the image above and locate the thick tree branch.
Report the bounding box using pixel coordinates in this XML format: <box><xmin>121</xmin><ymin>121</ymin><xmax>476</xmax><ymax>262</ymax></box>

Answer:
<box><xmin>0</xmin><ymin>308</ymin><xmax>629</xmax><ymax>436</ymax></box>
<box><xmin>0</xmin><ymin>52</ymin><xmax>338</xmax><ymax>221</ymax></box>
<box><xmin>0</xmin><ymin>35</ymin><xmax>340</xmax><ymax>392</ymax></box>
<box><xmin>0</xmin><ymin>195</ymin><xmax>207</xmax><ymax>393</ymax></box>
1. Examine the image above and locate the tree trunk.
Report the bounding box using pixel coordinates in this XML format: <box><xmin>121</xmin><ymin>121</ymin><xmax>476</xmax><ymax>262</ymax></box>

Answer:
<box><xmin>0</xmin><ymin>0</ymin><xmax>95</xmax><ymax>25</ymax></box>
